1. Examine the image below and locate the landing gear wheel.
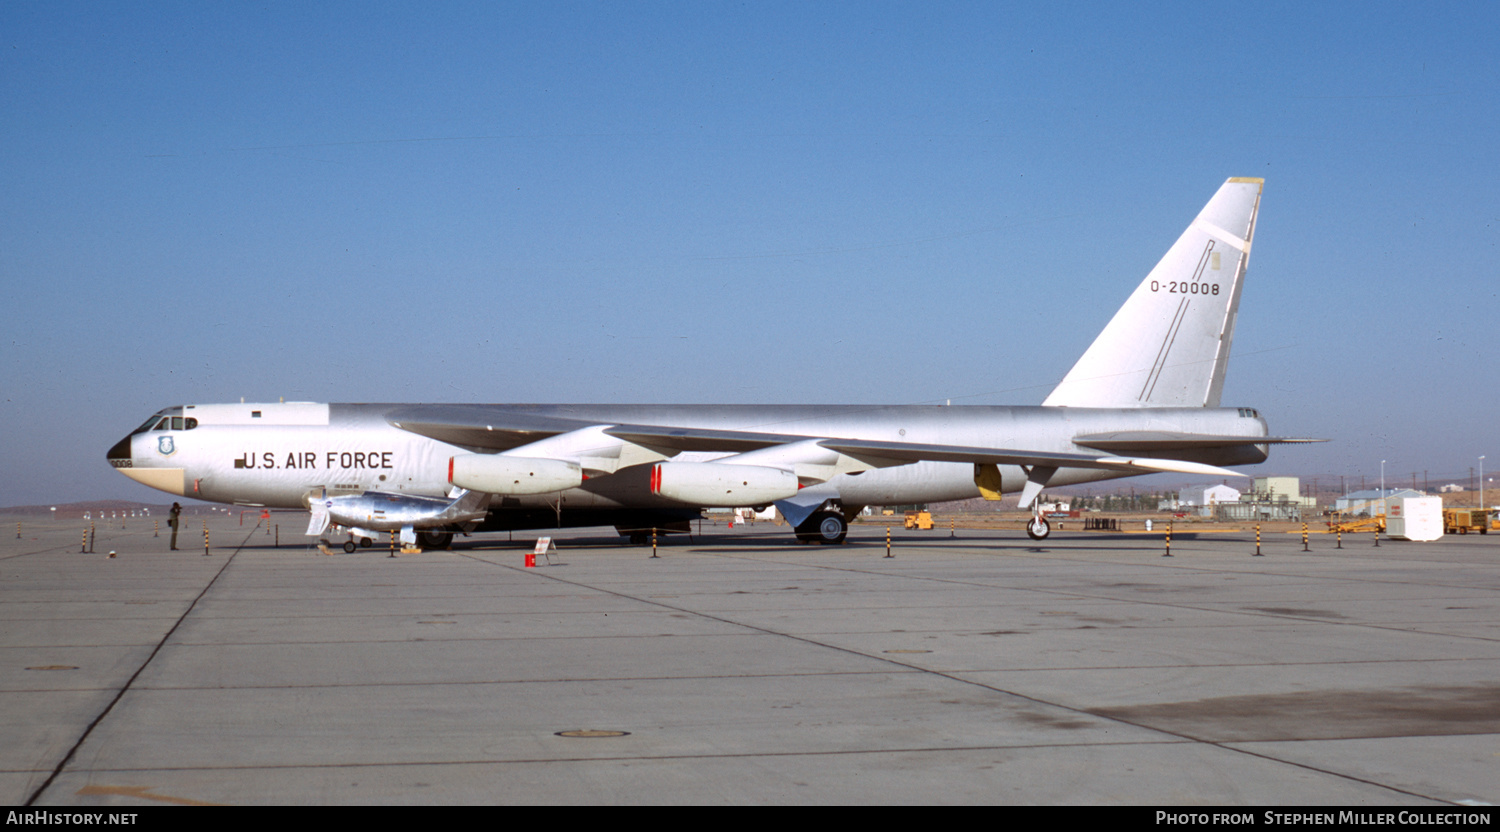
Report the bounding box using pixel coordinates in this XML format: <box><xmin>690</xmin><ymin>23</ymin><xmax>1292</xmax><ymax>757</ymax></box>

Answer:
<box><xmin>417</xmin><ymin>531</ymin><xmax>453</xmax><ymax>550</ymax></box>
<box><xmin>359</xmin><ymin>537</ymin><xmax>372</xmax><ymax>549</ymax></box>
<box><xmin>796</xmin><ymin>510</ymin><xmax>848</xmax><ymax>545</ymax></box>
<box><xmin>1026</xmin><ymin>516</ymin><xmax>1051</xmax><ymax>541</ymax></box>
<box><xmin>343</xmin><ymin>540</ymin><xmax>357</xmax><ymax>553</ymax></box>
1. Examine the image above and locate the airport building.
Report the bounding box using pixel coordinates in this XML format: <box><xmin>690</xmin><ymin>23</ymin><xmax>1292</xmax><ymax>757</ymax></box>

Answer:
<box><xmin>1213</xmin><ymin>476</ymin><xmax>1315</xmax><ymax>521</ymax></box>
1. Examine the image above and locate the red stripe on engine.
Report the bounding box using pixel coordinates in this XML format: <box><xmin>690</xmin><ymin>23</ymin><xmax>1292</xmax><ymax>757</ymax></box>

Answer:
<box><xmin>650</xmin><ymin>464</ymin><xmax>661</xmax><ymax>495</ymax></box>
<box><xmin>448</xmin><ymin>457</ymin><xmax>454</xmax><ymax>483</ymax></box>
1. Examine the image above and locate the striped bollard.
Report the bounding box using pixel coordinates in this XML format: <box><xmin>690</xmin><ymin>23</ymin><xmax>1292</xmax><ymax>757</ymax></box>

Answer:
<box><xmin>1254</xmin><ymin>524</ymin><xmax>1262</xmax><ymax>557</ymax></box>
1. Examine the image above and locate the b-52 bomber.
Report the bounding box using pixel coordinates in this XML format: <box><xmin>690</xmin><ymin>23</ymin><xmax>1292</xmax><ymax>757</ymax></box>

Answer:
<box><xmin>108</xmin><ymin>177</ymin><xmax>1317</xmax><ymax>549</ymax></box>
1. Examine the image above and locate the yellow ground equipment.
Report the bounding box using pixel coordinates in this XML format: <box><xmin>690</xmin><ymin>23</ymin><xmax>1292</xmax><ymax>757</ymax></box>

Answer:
<box><xmin>1327</xmin><ymin>512</ymin><xmax>1385</xmax><ymax>534</ymax></box>
<box><xmin>1443</xmin><ymin>508</ymin><xmax>1491</xmax><ymax>535</ymax></box>
<box><xmin>904</xmin><ymin>510</ymin><xmax>933</xmax><ymax>530</ymax></box>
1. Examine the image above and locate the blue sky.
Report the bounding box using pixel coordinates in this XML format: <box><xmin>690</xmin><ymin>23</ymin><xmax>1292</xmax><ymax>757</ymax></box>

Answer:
<box><xmin>2</xmin><ymin>2</ymin><xmax>1496</xmax><ymax>505</ymax></box>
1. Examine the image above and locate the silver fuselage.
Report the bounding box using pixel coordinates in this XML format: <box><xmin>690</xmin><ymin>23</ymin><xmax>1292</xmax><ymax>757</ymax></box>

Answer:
<box><xmin>109</xmin><ymin>402</ymin><xmax>1269</xmax><ymax>513</ymax></box>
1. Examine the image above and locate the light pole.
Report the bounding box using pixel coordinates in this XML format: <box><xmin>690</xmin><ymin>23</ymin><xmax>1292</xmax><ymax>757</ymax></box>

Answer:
<box><xmin>1482</xmin><ymin>456</ymin><xmax>1487</xmax><ymax>513</ymax></box>
<box><xmin>1380</xmin><ymin>460</ymin><xmax>1386</xmax><ymax>517</ymax></box>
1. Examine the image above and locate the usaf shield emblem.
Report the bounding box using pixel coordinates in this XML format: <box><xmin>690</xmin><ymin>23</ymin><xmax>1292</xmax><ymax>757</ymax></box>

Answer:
<box><xmin>157</xmin><ymin>436</ymin><xmax>175</xmax><ymax>456</ymax></box>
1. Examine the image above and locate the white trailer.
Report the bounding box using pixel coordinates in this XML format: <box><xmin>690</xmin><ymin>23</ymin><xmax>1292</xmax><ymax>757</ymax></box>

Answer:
<box><xmin>1386</xmin><ymin>496</ymin><xmax>1443</xmax><ymax>542</ymax></box>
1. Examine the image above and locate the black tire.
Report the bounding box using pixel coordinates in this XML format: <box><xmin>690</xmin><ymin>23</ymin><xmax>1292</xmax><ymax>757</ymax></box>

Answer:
<box><xmin>1026</xmin><ymin>516</ymin><xmax>1051</xmax><ymax>541</ymax></box>
<box><xmin>359</xmin><ymin>537</ymin><xmax>372</xmax><ymax>549</ymax></box>
<box><xmin>343</xmin><ymin>540</ymin><xmax>357</xmax><ymax>553</ymax></box>
<box><xmin>797</xmin><ymin>511</ymin><xmax>847</xmax><ymax>545</ymax></box>
<box><xmin>417</xmin><ymin>531</ymin><xmax>453</xmax><ymax>550</ymax></box>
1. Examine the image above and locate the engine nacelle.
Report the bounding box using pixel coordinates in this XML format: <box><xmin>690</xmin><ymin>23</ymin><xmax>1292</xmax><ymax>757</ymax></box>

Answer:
<box><xmin>650</xmin><ymin>462</ymin><xmax>800</xmax><ymax>507</ymax></box>
<box><xmin>449</xmin><ymin>454</ymin><xmax>583</xmax><ymax>495</ymax></box>
<box><xmin>322</xmin><ymin>491</ymin><xmax>487</xmax><ymax>532</ymax></box>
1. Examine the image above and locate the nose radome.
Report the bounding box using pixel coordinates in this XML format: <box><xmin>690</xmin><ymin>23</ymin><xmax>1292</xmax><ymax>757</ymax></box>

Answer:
<box><xmin>107</xmin><ymin>435</ymin><xmax>133</xmax><ymax>468</ymax></box>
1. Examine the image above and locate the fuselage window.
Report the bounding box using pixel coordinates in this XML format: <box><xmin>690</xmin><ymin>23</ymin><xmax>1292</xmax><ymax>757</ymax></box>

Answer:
<box><xmin>154</xmin><ymin>417</ymin><xmax>170</xmax><ymax>430</ymax></box>
<box><xmin>171</xmin><ymin>417</ymin><xmax>184</xmax><ymax>430</ymax></box>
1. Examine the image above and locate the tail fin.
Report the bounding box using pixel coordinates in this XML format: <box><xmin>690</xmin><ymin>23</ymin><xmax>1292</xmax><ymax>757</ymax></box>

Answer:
<box><xmin>1042</xmin><ymin>178</ymin><xmax>1263</xmax><ymax>408</ymax></box>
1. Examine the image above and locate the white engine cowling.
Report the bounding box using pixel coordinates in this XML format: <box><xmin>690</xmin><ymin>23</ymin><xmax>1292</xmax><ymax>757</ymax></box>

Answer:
<box><xmin>650</xmin><ymin>462</ymin><xmax>800</xmax><ymax>507</ymax></box>
<box><xmin>449</xmin><ymin>454</ymin><xmax>583</xmax><ymax>495</ymax></box>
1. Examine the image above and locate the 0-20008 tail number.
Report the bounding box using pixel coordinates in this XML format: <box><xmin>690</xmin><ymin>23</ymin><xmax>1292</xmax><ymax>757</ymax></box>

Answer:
<box><xmin>1151</xmin><ymin>281</ymin><xmax>1219</xmax><ymax>295</ymax></box>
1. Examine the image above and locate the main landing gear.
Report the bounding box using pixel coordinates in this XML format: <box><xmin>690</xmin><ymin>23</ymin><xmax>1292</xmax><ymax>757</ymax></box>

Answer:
<box><xmin>795</xmin><ymin>510</ymin><xmax>848</xmax><ymax>545</ymax></box>
<box><xmin>1026</xmin><ymin>514</ymin><xmax>1051</xmax><ymax>541</ymax></box>
<box><xmin>417</xmin><ymin>530</ymin><xmax>454</xmax><ymax>550</ymax></box>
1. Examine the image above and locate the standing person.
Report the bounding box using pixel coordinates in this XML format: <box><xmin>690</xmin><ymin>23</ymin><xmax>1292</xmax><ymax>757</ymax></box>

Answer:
<box><xmin>168</xmin><ymin>502</ymin><xmax>181</xmax><ymax>550</ymax></box>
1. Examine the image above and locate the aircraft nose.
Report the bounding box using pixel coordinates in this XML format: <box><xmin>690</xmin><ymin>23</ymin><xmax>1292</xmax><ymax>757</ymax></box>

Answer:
<box><xmin>107</xmin><ymin>435</ymin><xmax>133</xmax><ymax>468</ymax></box>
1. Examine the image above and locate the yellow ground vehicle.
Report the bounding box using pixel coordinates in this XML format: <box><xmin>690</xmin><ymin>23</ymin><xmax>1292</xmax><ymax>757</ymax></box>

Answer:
<box><xmin>1443</xmin><ymin>508</ymin><xmax>1491</xmax><ymax>535</ymax></box>
<box><xmin>904</xmin><ymin>510</ymin><xmax>934</xmax><ymax>530</ymax></box>
<box><xmin>1327</xmin><ymin>511</ymin><xmax>1385</xmax><ymax>534</ymax></box>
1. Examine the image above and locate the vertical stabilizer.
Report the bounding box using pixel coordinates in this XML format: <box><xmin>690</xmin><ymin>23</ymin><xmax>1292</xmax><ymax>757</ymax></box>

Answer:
<box><xmin>1042</xmin><ymin>178</ymin><xmax>1262</xmax><ymax>408</ymax></box>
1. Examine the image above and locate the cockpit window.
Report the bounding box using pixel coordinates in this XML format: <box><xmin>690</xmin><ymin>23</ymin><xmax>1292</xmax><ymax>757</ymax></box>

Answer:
<box><xmin>133</xmin><ymin>407</ymin><xmax>193</xmax><ymax>434</ymax></box>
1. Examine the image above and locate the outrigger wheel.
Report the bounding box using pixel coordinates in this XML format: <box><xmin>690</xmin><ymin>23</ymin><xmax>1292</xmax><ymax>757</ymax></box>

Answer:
<box><xmin>1026</xmin><ymin>515</ymin><xmax>1051</xmax><ymax>541</ymax></box>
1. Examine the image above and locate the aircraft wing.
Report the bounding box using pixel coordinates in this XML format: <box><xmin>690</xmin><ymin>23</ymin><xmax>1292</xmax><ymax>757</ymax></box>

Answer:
<box><xmin>816</xmin><ymin>437</ymin><xmax>1245</xmax><ymax>478</ymax></box>
<box><xmin>385</xmin><ymin>405</ymin><xmax>590</xmax><ymax>451</ymax></box>
<box><xmin>1072</xmin><ymin>431</ymin><xmax>1326</xmax><ymax>451</ymax></box>
<box><xmin>387</xmin><ymin>410</ymin><xmax>1251</xmax><ymax>481</ymax></box>
<box><xmin>606</xmin><ymin>425</ymin><xmax>1249</xmax><ymax>479</ymax></box>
